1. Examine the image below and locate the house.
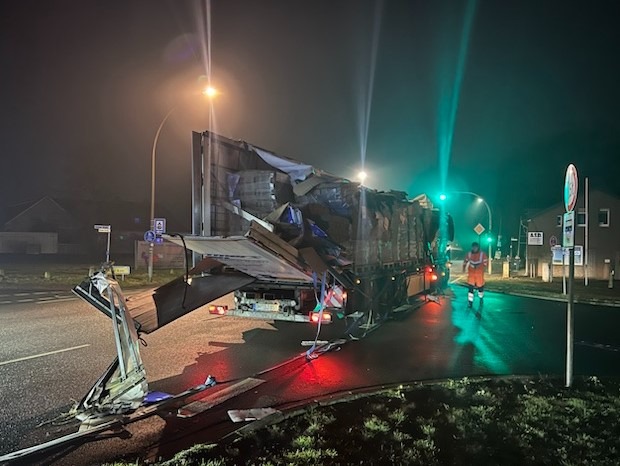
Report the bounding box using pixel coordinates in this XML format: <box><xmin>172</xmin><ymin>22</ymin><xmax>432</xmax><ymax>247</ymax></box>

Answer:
<box><xmin>1</xmin><ymin>197</ymin><xmax>82</xmax><ymax>254</ymax></box>
<box><xmin>526</xmin><ymin>189</ymin><xmax>620</xmax><ymax>280</ymax></box>
<box><xmin>1</xmin><ymin>196</ymin><xmax>186</xmax><ymax>260</ymax></box>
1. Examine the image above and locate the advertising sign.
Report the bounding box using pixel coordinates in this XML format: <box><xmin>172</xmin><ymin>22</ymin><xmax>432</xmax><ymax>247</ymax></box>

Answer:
<box><xmin>527</xmin><ymin>232</ymin><xmax>544</xmax><ymax>246</ymax></box>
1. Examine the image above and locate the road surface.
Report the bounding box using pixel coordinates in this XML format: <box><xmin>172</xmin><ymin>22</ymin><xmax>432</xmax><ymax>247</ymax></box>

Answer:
<box><xmin>1</xmin><ymin>285</ymin><xmax>619</xmax><ymax>465</ymax></box>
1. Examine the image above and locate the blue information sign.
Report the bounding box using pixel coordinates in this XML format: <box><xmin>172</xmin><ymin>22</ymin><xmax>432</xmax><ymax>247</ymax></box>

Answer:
<box><xmin>144</xmin><ymin>230</ymin><xmax>156</xmax><ymax>243</ymax></box>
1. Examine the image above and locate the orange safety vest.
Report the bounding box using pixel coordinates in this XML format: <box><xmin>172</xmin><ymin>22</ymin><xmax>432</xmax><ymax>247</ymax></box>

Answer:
<box><xmin>465</xmin><ymin>251</ymin><xmax>488</xmax><ymax>287</ymax></box>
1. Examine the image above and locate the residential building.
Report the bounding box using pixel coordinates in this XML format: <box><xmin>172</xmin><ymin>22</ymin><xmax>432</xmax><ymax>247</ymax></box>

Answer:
<box><xmin>526</xmin><ymin>189</ymin><xmax>620</xmax><ymax>280</ymax></box>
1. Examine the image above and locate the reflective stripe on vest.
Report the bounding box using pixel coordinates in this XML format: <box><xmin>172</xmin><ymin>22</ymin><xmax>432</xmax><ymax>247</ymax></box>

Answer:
<box><xmin>467</xmin><ymin>252</ymin><xmax>485</xmax><ymax>265</ymax></box>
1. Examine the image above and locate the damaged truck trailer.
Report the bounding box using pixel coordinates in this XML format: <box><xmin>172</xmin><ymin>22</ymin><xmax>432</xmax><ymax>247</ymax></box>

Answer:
<box><xmin>157</xmin><ymin>131</ymin><xmax>454</xmax><ymax>326</ymax></box>
<box><xmin>7</xmin><ymin>132</ymin><xmax>454</xmax><ymax>438</ymax></box>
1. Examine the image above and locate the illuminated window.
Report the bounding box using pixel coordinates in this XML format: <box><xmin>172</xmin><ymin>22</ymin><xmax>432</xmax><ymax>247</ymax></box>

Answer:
<box><xmin>598</xmin><ymin>208</ymin><xmax>610</xmax><ymax>227</ymax></box>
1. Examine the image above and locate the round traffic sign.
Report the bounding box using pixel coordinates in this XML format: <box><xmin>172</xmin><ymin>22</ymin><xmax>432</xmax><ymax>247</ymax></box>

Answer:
<box><xmin>564</xmin><ymin>164</ymin><xmax>578</xmax><ymax>212</ymax></box>
<box><xmin>549</xmin><ymin>235</ymin><xmax>557</xmax><ymax>247</ymax></box>
<box><xmin>144</xmin><ymin>230</ymin><xmax>156</xmax><ymax>243</ymax></box>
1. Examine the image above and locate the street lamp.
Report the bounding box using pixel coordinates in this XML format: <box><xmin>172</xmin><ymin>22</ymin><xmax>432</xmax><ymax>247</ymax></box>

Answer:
<box><xmin>357</xmin><ymin>171</ymin><xmax>368</xmax><ymax>185</ymax></box>
<box><xmin>202</xmin><ymin>86</ymin><xmax>219</xmax><ymax>98</ymax></box>
<box><xmin>440</xmin><ymin>191</ymin><xmax>493</xmax><ymax>275</ymax></box>
<box><xmin>147</xmin><ymin>86</ymin><xmax>219</xmax><ymax>282</ymax></box>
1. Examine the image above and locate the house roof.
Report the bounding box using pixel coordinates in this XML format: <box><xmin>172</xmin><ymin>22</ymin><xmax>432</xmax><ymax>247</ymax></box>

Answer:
<box><xmin>528</xmin><ymin>189</ymin><xmax>620</xmax><ymax>221</ymax></box>
<box><xmin>2</xmin><ymin>196</ymin><xmax>187</xmax><ymax>232</ymax></box>
<box><xmin>2</xmin><ymin>197</ymin><xmax>74</xmax><ymax>228</ymax></box>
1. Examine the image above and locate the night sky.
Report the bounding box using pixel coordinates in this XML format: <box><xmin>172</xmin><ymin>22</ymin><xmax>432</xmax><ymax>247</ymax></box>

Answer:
<box><xmin>1</xmin><ymin>0</ymin><xmax>619</xmax><ymax>240</ymax></box>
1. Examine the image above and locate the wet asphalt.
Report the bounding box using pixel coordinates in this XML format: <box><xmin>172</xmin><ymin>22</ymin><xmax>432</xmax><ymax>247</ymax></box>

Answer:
<box><xmin>1</xmin><ymin>285</ymin><xmax>619</xmax><ymax>465</ymax></box>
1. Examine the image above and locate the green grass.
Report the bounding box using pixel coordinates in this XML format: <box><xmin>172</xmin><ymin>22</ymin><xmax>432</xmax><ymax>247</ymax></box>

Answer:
<box><xmin>106</xmin><ymin>376</ymin><xmax>620</xmax><ymax>466</ymax></box>
<box><xmin>0</xmin><ymin>263</ymin><xmax>182</xmax><ymax>289</ymax></box>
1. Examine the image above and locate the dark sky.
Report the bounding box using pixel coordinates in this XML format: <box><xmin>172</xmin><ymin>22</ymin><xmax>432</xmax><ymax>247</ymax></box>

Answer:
<box><xmin>2</xmin><ymin>0</ymin><xmax>620</xmax><ymax>238</ymax></box>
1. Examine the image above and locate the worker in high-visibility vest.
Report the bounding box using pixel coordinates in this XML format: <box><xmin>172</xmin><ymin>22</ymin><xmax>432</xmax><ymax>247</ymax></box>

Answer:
<box><xmin>463</xmin><ymin>241</ymin><xmax>488</xmax><ymax>309</ymax></box>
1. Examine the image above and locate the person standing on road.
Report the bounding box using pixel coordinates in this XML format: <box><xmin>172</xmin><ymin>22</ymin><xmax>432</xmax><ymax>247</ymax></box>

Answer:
<box><xmin>463</xmin><ymin>241</ymin><xmax>488</xmax><ymax>310</ymax></box>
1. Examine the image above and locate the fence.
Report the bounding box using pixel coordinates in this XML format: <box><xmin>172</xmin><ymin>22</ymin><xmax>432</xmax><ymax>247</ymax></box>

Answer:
<box><xmin>134</xmin><ymin>241</ymin><xmax>187</xmax><ymax>270</ymax></box>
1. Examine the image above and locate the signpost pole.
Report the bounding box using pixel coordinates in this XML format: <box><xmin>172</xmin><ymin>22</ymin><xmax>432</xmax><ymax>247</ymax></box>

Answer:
<box><xmin>563</xmin><ymin>163</ymin><xmax>578</xmax><ymax>389</ymax></box>
<box><xmin>562</xmin><ymin>255</ymin><xmax>567</xmax><ymax>295</ymax></box>
<box><xmin>147</xmin><ymin>238</ymin><xmax>154</xmax><ymax>282</ymax></box>
<box><xmin>566</xmin><ymin>246</ymin><xmax>575</xmax><ymax>387</ymax></box>
<box><xmin>94</xmin><ymin>225</ymin><xmax>112</xmax><ymax>264</ymax></box>
<box><xmin>585</xmin><ymin>176</ymin><xmax>589</xmax><ymax>287</ymax></box>
<box><xmin>106</xmin><ymin>229</ymin><xmax>111</xmax><ymax>263</ymax></box>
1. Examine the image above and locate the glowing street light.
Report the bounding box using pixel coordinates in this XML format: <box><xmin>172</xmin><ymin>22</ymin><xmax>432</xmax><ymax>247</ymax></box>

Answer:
<box><xmin>202</xmin><ymin>86</ymin><xmax>219</xmax><ymax>98</ymax></box>
<box><xmin>440</xmin><ymin>191</ymin><xmax>493</xmax><ymax>274</ymax></box>
<box><xmin>148</xmin><ymin>85</ymin><xmax>220</xmax><ymax>281</ymax></box>
<box><xmin>357</xmin><ymin>171</ymin><xmax>368</xmax><ymax>185</ymax></box>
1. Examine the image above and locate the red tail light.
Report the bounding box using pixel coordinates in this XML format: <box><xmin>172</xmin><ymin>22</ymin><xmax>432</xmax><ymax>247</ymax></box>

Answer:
<box><xmin>310</xmin><ymin>311</ymin><xmax>332</xmax><ymax>323</ymax></box>
<box><xmin>209</xmin><ymin>305</ymin><xmax>228</xmax><ymax>315</ymax></box>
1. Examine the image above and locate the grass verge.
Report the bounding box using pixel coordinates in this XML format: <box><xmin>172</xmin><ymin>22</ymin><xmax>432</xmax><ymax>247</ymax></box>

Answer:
<box><xmin>0</xmin><ymin>264</ymin><xmax>182</xmax><ymax>289</ymax></box>
<box><xmin>107</xmin><ymin>376</ymin><xmax>620</xmax><ymax>465</ymax></box>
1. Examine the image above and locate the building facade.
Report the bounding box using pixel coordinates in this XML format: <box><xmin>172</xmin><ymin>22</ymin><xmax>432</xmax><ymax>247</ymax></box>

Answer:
<box><xmin>526</xmin><ymin>190</ymin><xmax>619</xmax><ymax>280</ymax></box>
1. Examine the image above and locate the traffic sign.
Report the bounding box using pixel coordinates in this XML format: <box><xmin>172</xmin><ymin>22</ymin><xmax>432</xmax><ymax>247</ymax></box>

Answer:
<box><xmin>564</xmin><ymin>164</ymin><xmax>578</xmax><ymax>212</ymax></box>
<box><xmin>563</xmin><ymin>211</ymin><xmax>575</xmax><ymax>248</ymax></box>
<box><xmin>527</xmin><ymin>232</ymin><xmax>544</xmax><ymax>246</ymax></box>
<box><xmin>549</xmin><ymin>235</ymin><xmax>558</xmax><ymax>247</ymax></box>
<box><xmin>94</xmin><ymin>224</ymin><xmax>111</xmax><ymax>233</ymax></box>
<box><xmin>154</xmin><ymin>218</ymin><xmax>166</xmax><ymax>234</ymax></box>
<box><xmin>473</xmin><ymin>223</ymin><xmax>486</xmax><ymax>236</ymax></box>
<box><xmin>144</xmin><ymin>230</ymin><xmax>156</xmax><ymax>243</ymax></box>
<box><xmin>113</xmin><ymin>265</ymin><xmax>130</xmax><ymax>275</ymax></box>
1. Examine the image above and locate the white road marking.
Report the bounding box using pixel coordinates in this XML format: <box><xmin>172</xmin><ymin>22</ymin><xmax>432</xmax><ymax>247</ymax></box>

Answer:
<box><xmin>16</xmin><ymin>299</ymin><xmax>35</xmax><ymax>303</ymax></box>
<box><xmin>0</xmin><ymin>344</ymin><xmax>90</xmax><ymax>367</ymax></box>
<box><xmin>14</xmin><ymin>293</ymin><xmax>30</xmax><ymax>296</ymax></box>
<box><xmin>36</xmin><ymin>297</ymin><xmax>76</xmax><ymax>305</ymax></box>
<box><xmin>0</xmin><ymin>300</ymin><xmax>12</xmax><ymax>304</ymax></box>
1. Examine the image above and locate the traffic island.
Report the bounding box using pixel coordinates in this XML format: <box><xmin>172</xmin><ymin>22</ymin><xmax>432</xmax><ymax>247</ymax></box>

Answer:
<box><xmin>108</xmin><ymin>376</ymin><xmax>620</xmax><ymax>466</ymax></box>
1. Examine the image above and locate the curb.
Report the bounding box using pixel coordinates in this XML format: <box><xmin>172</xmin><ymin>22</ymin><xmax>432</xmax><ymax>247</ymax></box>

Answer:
<box><xmin>221</xmin><ymin>374</ymin><xmax>578</xmax><ymax>443</ymax></box>
<box><xmin>453</xmin><ymin>282</ymin><xmax>620</xmax><ymax>308</ymax></box>
<box><xmin>487</xmin><ymin>289</ymin><xmax>620</xmax><ymax>308</ymax></box>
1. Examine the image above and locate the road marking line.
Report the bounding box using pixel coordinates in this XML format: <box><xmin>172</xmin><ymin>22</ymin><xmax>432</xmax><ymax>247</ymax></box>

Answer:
<box><xmin>576</xmin><ymin>341</ymin><xmax>620</xmax><ymax>352</ymax></box>
<box><xmin>17</xmin><ymin>299</ymin><xmax>35</xmax><ymax>303</ymax></box>
<box><xmin>36</xmin><ymin>297</ymin><xmax>76</xmax><ymax>305</ymax></box>
<box><xmin>0</xmin><ymin>344</ymin><xmax>90</xmax><ymax>367</ymax></box>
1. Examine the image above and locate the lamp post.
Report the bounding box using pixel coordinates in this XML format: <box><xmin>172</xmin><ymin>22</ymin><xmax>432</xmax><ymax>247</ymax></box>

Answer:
<box><xmin>147</xmin><ymin>106</ymin><xmax>176</xmax><ymax>282</ymax></box>
<box><xmin>147</xmin><ymin>86</ymin><xmax>219</xmax><ymax>282</ymax></box>
<box><xmin>439</xmin><ymin>191</ymin><xmax>493</xmax><ymax>275</ymax></box>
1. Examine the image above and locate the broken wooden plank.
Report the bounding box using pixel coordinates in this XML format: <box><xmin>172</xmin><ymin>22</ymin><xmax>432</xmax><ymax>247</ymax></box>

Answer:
<box><xmin>177</xmin><ymin>378</ymin><xmax>265</xmax><ymax>418</ymax></box>
<box><xmin>227</xmin><ymin>408</ymin><xmax>280</xmax><ymax>423</ymax></box>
